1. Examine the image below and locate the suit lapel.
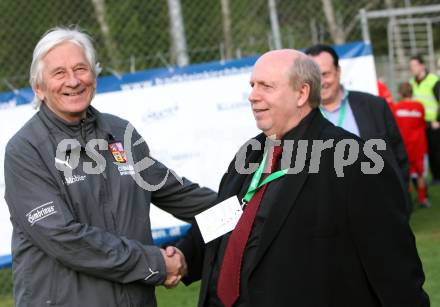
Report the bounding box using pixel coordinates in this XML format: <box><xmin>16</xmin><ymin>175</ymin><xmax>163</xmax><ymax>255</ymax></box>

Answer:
<box><xmin>199</xmin><ymin>134</ymin><xmax>266</xmax><ymax>305</ymax></box>
<box><xmin>217</xmin><ymin>136</ymin><xmax>265</xmax><ymax>202</ymax></box>
<box><xmin>249</xmin><ymin>110</ymin><xmax>328</xmax><ymax>274</ymax></box>
<box><xmin>348</xmin><ymin>92</ymin><xmax>370</xmax><ymax>139</ymax></box>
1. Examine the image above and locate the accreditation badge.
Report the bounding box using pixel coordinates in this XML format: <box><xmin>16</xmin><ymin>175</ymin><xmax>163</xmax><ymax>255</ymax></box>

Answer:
<box><xmin>108</xmin><ymin>142</ymin><xmax>127</xmax><ymax>163</ymax></box>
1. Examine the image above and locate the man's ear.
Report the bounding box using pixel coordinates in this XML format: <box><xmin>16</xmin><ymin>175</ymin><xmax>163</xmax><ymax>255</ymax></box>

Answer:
<box><xmin>34</xmin><ymin>84</ymin><xmax>45</xmax><ymax>101</ymax></box>
<box><xmin>297</xmin><ymin>83</ymin><xmax>311</xmax><ymax>107</ymax></box>
<box><xmin>336</xmin><ymin>65</ymin><xmax>341</xmax><ymax>80</ymax></box>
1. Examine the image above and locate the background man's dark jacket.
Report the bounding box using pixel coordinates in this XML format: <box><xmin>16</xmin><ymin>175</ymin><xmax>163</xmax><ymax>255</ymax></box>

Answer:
<box><xmin>348</xmin><ymin>91</ymin><xmax>409</xmax><ymax>188</ymax></box>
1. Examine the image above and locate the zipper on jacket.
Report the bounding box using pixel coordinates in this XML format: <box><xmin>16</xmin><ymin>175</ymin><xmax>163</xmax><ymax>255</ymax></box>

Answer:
<box><xmin>80</xmin><ymin>119</ymin><xmax>86</xmax><ymax>145</ymax></box>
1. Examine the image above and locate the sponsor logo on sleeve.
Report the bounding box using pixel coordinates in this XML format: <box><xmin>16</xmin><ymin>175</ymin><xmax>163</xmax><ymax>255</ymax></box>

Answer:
<box><xmin>26</xmin><ymin>201</ymin><xmax>57</xmax><ymax>226</ymax></box>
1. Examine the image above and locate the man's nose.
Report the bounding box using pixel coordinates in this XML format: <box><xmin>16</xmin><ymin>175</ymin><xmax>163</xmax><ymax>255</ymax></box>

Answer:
<box><xmin>65</xmin><ymin>72</ymin><xmax>80</xmax><ymax>87</ymax></box>
<box><xmin>248</xmin><ymin>88</ymin><xmax>259</xmax><ymax>103</ymax></box>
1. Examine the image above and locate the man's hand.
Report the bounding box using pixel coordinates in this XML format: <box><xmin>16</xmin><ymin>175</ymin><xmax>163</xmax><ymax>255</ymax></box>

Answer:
<box><xmin>431</xmin><ymin>121</ymin><xmax>440</xmax><ymax>130</ymax></box>
<box><xmin>160</xmin><ymin>246</ymin><xmax>187</xmax><ymax>288</ymax></box>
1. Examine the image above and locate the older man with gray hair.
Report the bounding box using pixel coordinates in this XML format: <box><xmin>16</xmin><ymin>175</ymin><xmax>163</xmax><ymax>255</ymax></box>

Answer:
<box><xmin>4</xmin><ymin>26</ymin><xmax>216</xmax><ymax>306</ymax></box>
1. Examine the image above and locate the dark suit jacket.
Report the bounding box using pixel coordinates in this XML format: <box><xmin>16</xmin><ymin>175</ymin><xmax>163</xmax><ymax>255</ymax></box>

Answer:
<box><xmin>180</xmin><ymin>110</ymin><xmax>428</xmax><ymax>307</ymax></box>
<box><xmin>348</xmin><ymin>91</ymin><xmax>409</xmax><ymax>187</ymax></box>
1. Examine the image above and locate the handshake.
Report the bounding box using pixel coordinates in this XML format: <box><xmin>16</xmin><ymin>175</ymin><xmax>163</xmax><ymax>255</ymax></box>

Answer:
<box><xmin>160</xmin><ymin>246</ymin><xmax>188</xmax><ymax>288</ymax></box>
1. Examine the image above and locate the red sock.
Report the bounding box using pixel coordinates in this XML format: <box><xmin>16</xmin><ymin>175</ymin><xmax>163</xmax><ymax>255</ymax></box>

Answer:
<box><xmin>418</xmin><ymin>186</ymin><xmax>427</xmax><ymax>203</ymax></box>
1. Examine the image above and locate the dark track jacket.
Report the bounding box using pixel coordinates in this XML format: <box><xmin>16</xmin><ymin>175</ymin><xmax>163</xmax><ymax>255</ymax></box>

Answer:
<box><xmin>4</xmin><ymin>103</ymin><xmax>216</xmax><ymax>307</ymax></box>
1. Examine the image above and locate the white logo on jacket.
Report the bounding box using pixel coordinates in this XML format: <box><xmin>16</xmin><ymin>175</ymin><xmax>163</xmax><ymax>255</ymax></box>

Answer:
<box><xmin>65</xmin><ymin>174</ymin><xmax>86</xmax><ymax>185</ymax></box>
<box><xmin>26</xmin><ymin>201</ymin><xmax>57</xmax><ymax>226</ymax></box>
<box><xmin>118</xmin><ymin>164</ymin><xmax>135</xmax><ymax>176</ymax></box>
<box><xmin>396</xmin><ymin>109</ymin><xmax>423</xmax><ymax>118</ymax></box>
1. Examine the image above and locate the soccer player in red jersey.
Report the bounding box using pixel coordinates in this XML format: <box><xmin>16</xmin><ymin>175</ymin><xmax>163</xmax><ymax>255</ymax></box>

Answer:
<box><xmin>393</xmin><ymin>82</ymin><xmax>430</xmax><ymax>208</ymax></box>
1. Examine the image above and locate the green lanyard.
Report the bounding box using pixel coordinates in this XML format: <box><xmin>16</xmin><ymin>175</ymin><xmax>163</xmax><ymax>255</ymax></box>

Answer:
<box><xmin>320</xmin><ymin>90</ymin><xmax>348</xmax><ymax>127</ymax></box>
<box><xmin>242</xmin><ymin>150</ymin><xmax>288</xmax><ymax>204</ymax></box>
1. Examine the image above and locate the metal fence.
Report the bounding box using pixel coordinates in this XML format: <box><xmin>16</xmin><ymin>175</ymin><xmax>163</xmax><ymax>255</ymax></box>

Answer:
<box><xmin>360</xmin><ymin>3</ymin><xmax>440</xmax><ymax>96</ymax></box>
<box><xmin>1</xmin><ymin>0</ymin><xmax>437</xmax><ymax>94</ymax></box>
<box><xmin>0</xmin><ymin>0</ymin><xmax>440</xmax><ymax>303</ymax></box>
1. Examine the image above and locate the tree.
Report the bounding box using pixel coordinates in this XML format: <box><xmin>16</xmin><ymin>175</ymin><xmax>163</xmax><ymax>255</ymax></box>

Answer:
<box><xmin>221</xmin><ymin>0</ymin><xmax>233</xmax><ymax>60</ymax></box>
<box><xmin>321</xmin><ymin>0</ymin><xmax>380</xmax><ymax>44</ymax></box>
<box><xmin>91</xmin><ymin>0</ymin><xmax>121</xmax><ymax>72</ymax></box>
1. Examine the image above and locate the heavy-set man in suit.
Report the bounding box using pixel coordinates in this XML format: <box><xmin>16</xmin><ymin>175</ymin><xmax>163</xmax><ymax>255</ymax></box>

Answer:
<box><xmin>304</xmin><ymin>44</ymin><xmax>409</xmax><ymax>195</ymax></box>
<box><xmin>172</xmin><ymin>49</ymin><xmax>429</xmax><ymax>307</ymax></box>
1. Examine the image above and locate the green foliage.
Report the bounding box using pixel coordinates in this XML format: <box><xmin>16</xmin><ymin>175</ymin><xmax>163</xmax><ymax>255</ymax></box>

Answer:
<box><xmin>0</xmin><ymin>268</ymin><xmax>12</xmax><ymax>307</ymax></box>
<box><xmin>0</xmin><ymin>296</ymin><xmax>13</xmax><ymax>307</ymax></box>
<box><xmin>104</xmin><ymin>0</ymin><xmax>170</xmax><ymax>70</ymax></box>
<box><xmin>0</xmin><ymin>0</ymin><xmax>100</xmax><ymax>91</ymax></box>
<box><xmin>1</xmin><ymin>0</ymin><xmax>440</xmax><ymax>93</ymax></box>
<box><xmin>182</xmin><ymin>0</ymin><xmax>223</xmax><ymax>62</ymax></box>
<box><xmin>229</xmin><ymin>0</ymin><xmax>269</xmax><ymax>56</ymax></box>
<box><xmin>0</xmin><ymin>269</ymin><xmax>12</xmax><ymax>297</ymax></box>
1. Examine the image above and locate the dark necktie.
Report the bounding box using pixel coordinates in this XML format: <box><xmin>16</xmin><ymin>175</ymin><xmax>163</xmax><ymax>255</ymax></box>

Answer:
<box><xmin>217</xmin><ymin>145</ymin><xmax>283</xmax><ymax>307</ymax></box>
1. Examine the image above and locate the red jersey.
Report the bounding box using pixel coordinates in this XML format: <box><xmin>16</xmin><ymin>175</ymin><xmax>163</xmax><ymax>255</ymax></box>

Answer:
<box><xmin>393</xmin><ymin>100</ymin><xmax>427</xmax><ymax>175</ymax></box>
<box><xmin>377</xmin><ymin>80</ymin><xmax>394</xmax><ymax>104</ymax></box>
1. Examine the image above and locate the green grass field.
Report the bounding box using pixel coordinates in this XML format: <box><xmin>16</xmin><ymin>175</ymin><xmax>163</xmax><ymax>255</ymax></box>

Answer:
<box><xmin>1</xmin><ymin>186</ymin><xmax>439</xmax><ymax>307</ymax></box>
<box><xmin>409</xmin><ymin>184</ymin><xmax>440</xmax><ymax>305</ymax></box>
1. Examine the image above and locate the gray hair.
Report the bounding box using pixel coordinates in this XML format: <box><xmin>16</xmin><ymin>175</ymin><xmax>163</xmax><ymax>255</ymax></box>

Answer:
<box><xmin>29</xmin><ymin>26</ymin><xmax>102</xmax><ymax>108</ymax></box>
<box><xmin>289</xmin><ymin>56</ymin><xmax>321</xmax><ymax>108</ymax></box>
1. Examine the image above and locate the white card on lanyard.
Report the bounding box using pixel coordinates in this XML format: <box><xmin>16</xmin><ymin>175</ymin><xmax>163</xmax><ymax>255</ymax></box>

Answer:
<box><xmin>195</xmin><ymin>196</ymin><xmax>243</xmax><ymax>243</ymax></box>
